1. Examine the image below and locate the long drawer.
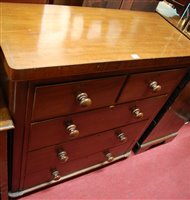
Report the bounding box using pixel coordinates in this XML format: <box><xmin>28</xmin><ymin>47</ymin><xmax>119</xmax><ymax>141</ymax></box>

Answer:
<box><xmin>118</xmin><ymin>69</ymin><xmax>185</xmax><ymax>103</ymax></box>
<box><xmin>32</xmin><ymin>76</ymin><xmax>126</xmax><ymax>121</ymax></box>
<box><xmin>24</xmin><ymin>144</ymin><xmax>132</xmax><ymax>189</ymax></box>
<box><xmin>27</xmin><ymin>120</ymin><xmax>148</xmax><ymax>174</ymax></box>
<box><xmin>29</xmin><ymin>95</ymin><xmax>168</xmax><ymax>150</ymax></box>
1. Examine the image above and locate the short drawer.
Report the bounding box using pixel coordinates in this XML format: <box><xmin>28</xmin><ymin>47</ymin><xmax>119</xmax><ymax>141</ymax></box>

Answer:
<box><xmin>118</xmin><ymin>69</ymin><xmax>185</xmax><ymax>103</ymax></box>
<box><xmin>32</xmin><ymin>76</ymin><xmax>126</xmax><ymax>121</ymax></box>
<box><xmin>27</xmin><ymin>120</ymin><xmax>148</xmax><ymax>174</ymax></box>
<box><xmin>24</xmin><ymin>144</ymin><xmax>131</xmax><ymax>189</ymax></box>
<box><xmin>29</xmin><ymin>95</ymin><xmax>167</xmax><ymax>150</ymax></box>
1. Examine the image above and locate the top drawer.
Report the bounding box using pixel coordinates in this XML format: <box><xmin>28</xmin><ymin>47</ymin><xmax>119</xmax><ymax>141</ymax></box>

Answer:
<box><xmin>32</xmin><ymin>76</ymin><xmax>125</xmax><ymax>121</ymax></box>
<box><xmin>118</xmin><ymin>69</ymin><xmax>185</xmax><ymax>103</ymax></box>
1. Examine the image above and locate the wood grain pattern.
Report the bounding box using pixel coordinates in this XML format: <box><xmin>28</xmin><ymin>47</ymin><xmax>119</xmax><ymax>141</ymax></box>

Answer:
<box><xmin>1</xmin><ymin>3</ymin><xmax>190</xmax><ymax>80</ymax></box>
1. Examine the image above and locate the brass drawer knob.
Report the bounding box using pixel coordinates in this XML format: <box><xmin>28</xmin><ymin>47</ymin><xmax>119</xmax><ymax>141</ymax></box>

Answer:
<box><xmin>76</xmin><ymin>92</ymin><xmax>92</xmax><ymax>107</ymax></box>
<box><xmin>66</xmin><ymin>124</ymin><xmax>80</xmax><ymax>137</ymax></box>
<box><xmin>105</xmin><ymin>152</ymin><xmax>114</xmax><ymax>162</ymax></box>
<box><xmin>52</xmin><ymin>170</ymin><xmax>61</xmax><ymax>181</ymax></box>
<box><xmin>132</xmin><ymin>108</ymin><xmax>144</xmax><ymax>119</ymax></box>
<box><xmin>117</xmin><ymin>133</ymin><xmax>127</xmax><ymax>142</ymax></box>
<box><xmin>58</xmin><ymin>150</ymin><xmax>69</xmax><ymax>162</ymax></box>
<box><xmin>149</xmin><ymin>81</ymin><xmax>161</xmax><ymax>92</ymax></box>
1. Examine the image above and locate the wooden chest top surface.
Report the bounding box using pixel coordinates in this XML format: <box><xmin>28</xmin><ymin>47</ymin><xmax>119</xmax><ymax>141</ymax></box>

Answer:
<box><xmin>1</xmin><ymin>3</ymin><xmax>190</xmax><ymax>80</ymax></box>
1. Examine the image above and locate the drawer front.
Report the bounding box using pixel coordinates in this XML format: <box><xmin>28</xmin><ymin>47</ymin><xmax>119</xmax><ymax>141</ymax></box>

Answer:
<box><xmin>29</xmin><ymin>95</ymin><xmax>167</xmax><ymax>150</ymax></box>
<box><xmin>27</xmin><ymin>120</ymin><xmax>148</xmax><ymax>174</ymax></box>
<box><xmin>118</xmin><ymin>69</ymin><xmax>185</xmax><ymax>103</ymax></box>
<box><xmin>24</xmin><ymin>144</ymin><xmax>131</xmax><ymax>189</ymax></box>
<box><xmin>32</xmin><ymin>76</ymin><xmax>126</xmax><ymax>121</ymax></box>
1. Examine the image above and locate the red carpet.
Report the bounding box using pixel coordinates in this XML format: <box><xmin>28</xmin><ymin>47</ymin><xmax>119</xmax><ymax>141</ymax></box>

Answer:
<box><xmin>19</xmin><ymin>123</ymin><xmax>190</xmax><ymax>199</ymax></box>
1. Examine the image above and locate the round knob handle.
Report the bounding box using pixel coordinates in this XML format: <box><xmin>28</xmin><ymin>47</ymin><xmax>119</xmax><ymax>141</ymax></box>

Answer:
<box><xmin>76</xmin><ymin>93</ymin><xmax>92</xmax><ymax>107</ymax></box>
<box><xmin>105</xmin><ymin>152</ymin><xmax>114</xmax><ymax>162</ymax></box>
<box><xmin>58</xmin><ymin>150</ymin><xmax>69</xmax><ymax>162</ymax></box>
<box><xmin>132</xmin><ymin>108</ymin><xmax>144</xmax><ymax>119</ymax></box>
<box><xmin>66</xmin><ymin>124</ymin><xmax>80</xmax><ymax>137</ymax></box>
<box><xmin>117</xmin><ymin>133</ymin><xmax>127</xmax><ymax>142</ymax></box>
<box><xmin>52</xmin><ymin>170</ymin><xmax>61</xmax><ymax>181</ymax></box>
<box><xmin>149</xmin><ymin>81</ymin><xmax>161</xmax><ymax>92</ymax></box>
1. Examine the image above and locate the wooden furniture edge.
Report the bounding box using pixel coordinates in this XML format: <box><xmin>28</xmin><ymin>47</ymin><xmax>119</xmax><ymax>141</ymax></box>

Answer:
<box><xmin>0</xmin><ymin>88</ymin><xmax>14</xmax><ymax>200</ymax></box>
<box><xmin>1</xmin><ymin>51</ymin><xmax>190</xmax><ymax>81</ymax></box>
<box><xmin>0</xmin><ymin>89</ymin><xmax>14</xmax><ymax>131</ymax></box>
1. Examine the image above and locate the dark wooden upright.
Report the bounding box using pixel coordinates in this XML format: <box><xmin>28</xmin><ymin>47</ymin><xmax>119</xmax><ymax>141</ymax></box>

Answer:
<box><xmin>0</xmin><ymin>90</ymin><xmax>14</xmax><ymax>200</ymax></box>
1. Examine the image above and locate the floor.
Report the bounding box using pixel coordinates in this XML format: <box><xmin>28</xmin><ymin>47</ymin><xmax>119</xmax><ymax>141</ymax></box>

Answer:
<box><xmin>19</xmin><ymin>123</ymin><xmax>190</xmax><ymax>199</ymax></box>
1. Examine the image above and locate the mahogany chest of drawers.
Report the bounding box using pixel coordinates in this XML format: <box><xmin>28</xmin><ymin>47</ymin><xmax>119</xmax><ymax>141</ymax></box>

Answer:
<box><xmin>23</xmin><ymin>69</ymin><xmax>185</xmax><ymax>190</ymax></box>
<box><xmin>0</xmin><ymin>3</ymin><xmax>190</xmax><ymax>198</ymax></box>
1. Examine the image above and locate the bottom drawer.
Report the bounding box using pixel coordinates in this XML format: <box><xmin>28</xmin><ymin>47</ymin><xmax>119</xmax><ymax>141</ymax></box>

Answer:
<box><xmin>24</xmin><ymin>144</ymin><xmax>131</xmax><ymax>189</ymax></box>
<box><xmin>26</xmin><ymin>120</ymin><xmax>148</xmax><ymax>174</ymax></box>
